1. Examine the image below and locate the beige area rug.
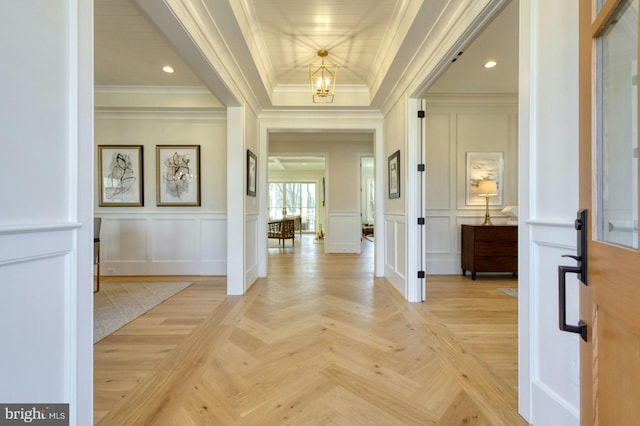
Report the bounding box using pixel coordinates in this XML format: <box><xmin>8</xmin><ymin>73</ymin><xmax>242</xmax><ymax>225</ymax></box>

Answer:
<box><xmin>94</xmin><ymin>281</ymin><xmax>193</xmax><ymax>343</ymax></box>
<box><xmin>498</xmin><ymin>288</ymin><xmax>518</xmax><ymax>298</ymax></box>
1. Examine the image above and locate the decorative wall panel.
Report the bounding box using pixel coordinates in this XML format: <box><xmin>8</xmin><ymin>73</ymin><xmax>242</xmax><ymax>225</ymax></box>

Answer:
<box><xmin>424</xmin><ymin>95</ymin><xmax>518</xmax><ymax>274</ymax></box>
<box><xmin>326</xmin><ymin>212</ymin><xmax>360</xmax><ymax>253</ymax></box>
<box><xmin>152</xmin><ymin>219</ymin><xmax>196</xmax><ymax>261</ymax></box>
<box><xmin>0</xmin><ymin>225</ymin><xmax>77</xmax><ymax>402</ymax></box>
<box><xmin>99</xmin><ymin>213</ymin><xmax>227</xmax><ymax>275</ymax></box>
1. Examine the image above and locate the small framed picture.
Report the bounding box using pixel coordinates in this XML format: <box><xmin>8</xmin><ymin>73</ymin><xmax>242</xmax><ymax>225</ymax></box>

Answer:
<box><xmin>388</xmin><ymin>150</ymin><xmax>400</xmax><ymax>199</ymax></box>
<box><xmin>466</xmin><ymin>151</ymin><xmax>504</xmax><ymax>206</ymax></box>
<box><xmin>247</xmin><ymin>149</ymin><xmax>257</xmax><ymax>197</ymax></box>
<box><xmin>98</xmin><ymin>145</ymin><xmax>144</xmax><ymax>206</ymax></box>
<box><xmin>156</xmin><ymin>145</ymin><xmax>201</xmax><ymax>206</ymax></box>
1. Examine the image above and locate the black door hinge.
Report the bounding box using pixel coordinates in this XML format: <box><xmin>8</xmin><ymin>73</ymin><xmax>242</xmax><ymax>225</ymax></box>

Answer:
<box><xmin>417</xmin><ymin>271</ymin><xmax>425</xmax><ymax>279</ymax></box>
<box><xmin>417</xmin><ymin>217</ymin><xmax>425</xmax><ymax>225</ymax></box>
<box><xmin>417</xmin><ymin>163</ymin><xmax>425</xmax><ymax>172</ymax></box>
<box><xmin>418</xmin><ymin>110</ymin><xmax>425</xmax><ymax>118</ymax></box>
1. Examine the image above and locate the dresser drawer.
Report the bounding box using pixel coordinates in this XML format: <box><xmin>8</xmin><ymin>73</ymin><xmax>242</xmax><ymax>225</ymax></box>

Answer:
<box><xmin>474</xmin><ymin>256</ymin><xmax>518</xmax><ymax>272</ymax></box>
<box><xmin>475</xmin><ymin>240</ymin><xmax>518</xmax><ymax>257</ymax></box>
<box><xmin>473</xmin><ymin>226</ymin><xmax>517</xmax><ymax>241</ymax></box>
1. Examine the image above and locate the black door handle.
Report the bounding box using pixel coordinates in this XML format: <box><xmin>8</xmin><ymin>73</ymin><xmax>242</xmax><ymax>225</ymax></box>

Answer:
<box><xmin>557</xmin><ymin>209</ymin><xmax>588</xmax><ymax>342</ymax></box>
<box><xmin>558</xmin><ymin>264</ymin><xmax>588</xmax><ymax>341</ymax></box>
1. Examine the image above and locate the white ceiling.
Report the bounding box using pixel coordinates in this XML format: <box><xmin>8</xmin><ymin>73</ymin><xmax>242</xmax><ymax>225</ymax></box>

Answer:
<box><xmin>94</xmin><ymin>0</ymin><xmax>206</xmax><ymax>87</ymax></box>
<box><xmin>94</xmin><ymin>0</ymin><xmax>519</xmax><ymax>107</ymax></box>
<box><xmin>250</xmin><ymin>0</ymin><xmax>400</xmax><ymax>86</ymax></box>
<box><xmin>269</xmin><ymin>156</ymin><xmax>325</xmax><ymax>171</ymax></box>
<box><xmin>428</xmin><ymin>0</ymin><xmax>518</xmax><ymax>94</ymax></box>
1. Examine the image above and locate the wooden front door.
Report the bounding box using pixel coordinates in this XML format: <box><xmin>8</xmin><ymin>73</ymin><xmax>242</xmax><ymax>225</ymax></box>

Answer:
<box><xmin>579</xmin><ymin>0</ymin><xmax>640</xmax><ymax>424</ymax></box>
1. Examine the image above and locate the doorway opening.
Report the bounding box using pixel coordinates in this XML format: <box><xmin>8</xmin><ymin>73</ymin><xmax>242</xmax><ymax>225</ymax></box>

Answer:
<box><xmin>268</xmin><ymin>155</ymin><xmax>326</xmax><ymax>237</ymax></box>
<box><xmin>361</xmin><ymin>156</ymin><xmax>375</xmax><ymax>242</ymax></box>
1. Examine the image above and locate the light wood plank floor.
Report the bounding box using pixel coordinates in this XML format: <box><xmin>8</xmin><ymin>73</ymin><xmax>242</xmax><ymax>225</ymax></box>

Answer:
<box><xmin>95</xmin><ymin>235</ymin><xmax>525</xmax><ymax>425</ymax></box>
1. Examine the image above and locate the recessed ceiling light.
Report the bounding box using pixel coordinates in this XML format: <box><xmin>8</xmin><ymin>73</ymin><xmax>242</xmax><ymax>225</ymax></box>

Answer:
<box><xmin>162</xmin><ymin>66</ymin><xmax>175</xmax><ymax>73</ymax></box>
<box><xmin>484</xmin><ymin>60</ymin><xmax>497</xmax><ymax>69</ymax></box>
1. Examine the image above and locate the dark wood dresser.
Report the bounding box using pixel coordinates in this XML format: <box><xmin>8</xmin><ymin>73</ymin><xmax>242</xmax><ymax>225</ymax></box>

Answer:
<box><xmin>461</xmin><ymin>225</ymin><xmax>518</xmax><ymax>280</ymax></box>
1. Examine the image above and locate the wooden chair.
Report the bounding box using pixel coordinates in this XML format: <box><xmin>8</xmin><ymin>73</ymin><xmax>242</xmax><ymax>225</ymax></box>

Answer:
<box><xmin>268</xmin><ymin>219</ymin><xmax>296</xmax><ymax>247</ymax></box>
<box><xmin>288</xmin><ymin>215</ymin><xmax>302</xmax><ymax>237</ymax></box>
<box><xmin>94</xmin><ymin>217</ymin><xmax>102</xmax><ymax>293</ymax></box>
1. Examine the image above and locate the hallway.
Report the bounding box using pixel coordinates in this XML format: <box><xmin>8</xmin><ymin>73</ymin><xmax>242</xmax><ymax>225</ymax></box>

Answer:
<box><xmin>95</xmin><ymin>235</ymin><xmax>523</xmax><ymax>424</ymax></box>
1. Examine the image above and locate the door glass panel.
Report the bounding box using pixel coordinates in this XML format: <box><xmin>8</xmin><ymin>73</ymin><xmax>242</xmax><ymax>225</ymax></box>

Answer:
<box><xmin>268</xmin><ymin>183</ymin><xmax>284</xmax><ymax>220</ymax></box>
<box><xmin>300</xmin><ymin>183</ymin><xmax>316</xmax><ymax>231</ymax></box>
<box><xmin>596</xmin><ymin>0</ymin><xmax>638</xmax><ymax>249</ymax></box>
<box><xmin>268</xmin><ymin>182</ymin><xmax>317</xmax><ymax>232</ymax></box>
<box><xmin>285</xmin><ymin>183</ymin><xmax>300</xmax><ymax>217</ymax></box>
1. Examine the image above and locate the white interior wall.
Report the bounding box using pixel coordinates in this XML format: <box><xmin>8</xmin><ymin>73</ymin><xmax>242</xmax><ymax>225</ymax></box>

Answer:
<box><xmin>0</xmin><ymin>1</ymin><xmax>94</xmax><ymax>423</ymax></box>
<box><xmin>424</xmin><ymin>95</ymin><xmax>518</xmax><ymax>274</ymax></box>
<box><xmin>94</xmin><ymin>109</ymin><xmax>228</xmax><ymax>276</ymax></box>
<box><xmin>383</xmin><ymin>97</ymin><xmax>408</xmax><ymax>297</ymax></box>
<box><xmin>243</xmin><ymin>105</ymin><xmax>260</xmax><ymax>290</ymax></box>
<box><xmin>519</xmin><ymin>0</ymin><xmax>580</xmax><ymax>424</ymax></box>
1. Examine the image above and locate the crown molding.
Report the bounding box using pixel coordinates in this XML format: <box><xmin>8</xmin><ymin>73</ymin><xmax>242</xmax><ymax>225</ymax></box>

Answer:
<box><xmin>94</xmin><ymin>107</ymin><xmax>227</xmax><ymax>121</ymax></box>
<box><xmin>258</xmin><ymin>109</ymin><xmax>383</xmax><ymax>120</ymax></box>
<box><xmin>94</xmin><ymin>85</ymin><xmax>212</xmax><ymax>94</ymax></box>
<box><xmin>273</xmin><ymin>84</ymin><xmax>370</xmax><ymax>94</ymax></box>
<box><xmin>425</xmin><ymin>93</ymin><xmax>518</xmax><ymax>106</ymax></box>
<box><xmin>229</xmin><ymin>0</ymin><xmax>275</xmax><ymax>93</ymax></box>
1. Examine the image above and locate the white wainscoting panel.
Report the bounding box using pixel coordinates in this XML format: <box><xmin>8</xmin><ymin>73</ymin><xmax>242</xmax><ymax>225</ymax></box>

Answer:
<box><xmin>103</xmin><ymin>218</ymin><xmax>147</xmax><ymax>262</ymax></box>
<box><xmin>424</xmin><ymin>215</ymin><xmax>454</xmax><ymax>274</ymax></box>
<box><xmin>425</xmin><ymin>216</ymin><xmax>451</xmax><ymax>254</ymax></box>
<box><xmin>0</xmin><ymin>226</ymin><xmax>77</xmax><ymax>402</ymax></box>
<box><xmin>152</xmin><ymin>219</ymin><xmax>196</xmax><ymax>261</ymax></box>
<box><xmin>384</xmin><ymin>214</ymin><xmax>406</xmax><ymax>296</ymax></box>
<box><xmin>529</xmin><ymin>221</ymin><xmax>580</xmax><ymax>425</ymax></box>
<box><xmin>98</xmin><ymin>213</ymin><xmax>227</xmax><ymax>275</ymax></box>
<box><xmin>425</xmin><ymin>95</ymin><xmax>518</xmax><ymax>276</ymax></box>
<box><xmin>326</xmin><ymin>211</ymin><xmax>361</xmax><ymax>253</ymax></box>
<box><xmin>425</xmin><ymin>113</ymin><xmax>451</xmax><ymax>210</ymax></box>
<box><xmin>245</xmin><ymin>214</ymin><xmax>259</xmax><ymax>288</ymax></box>
<box><xmin>200</xmin><ymin>218</ymin><xmax>227</xmax><ymax>265</ymax></box>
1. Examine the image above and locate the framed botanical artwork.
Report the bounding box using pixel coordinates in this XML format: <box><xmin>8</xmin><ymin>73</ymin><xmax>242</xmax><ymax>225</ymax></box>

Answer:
<box><xmin>466</xmin><ymin>151</ymin><xmax>504</xmax><ymax>206</ymax></box>
<box><xmin>247</xmin><ymin>149</ymin><xmax>257</xmax><ymax>197</ymax></box>
<box><xmin>98</xmin><ymin>145</ymin><xmax>144</xmax><ymax>206</ymax></box>
<box><xmin>156</xmin><ymin>145</ymin><xmax>201</xmax><ymax>206</ymax></box>
<box><xmin>388</xmin><ymin>150</ymin><xmax>400</xmax><ymax>199</ymax></box>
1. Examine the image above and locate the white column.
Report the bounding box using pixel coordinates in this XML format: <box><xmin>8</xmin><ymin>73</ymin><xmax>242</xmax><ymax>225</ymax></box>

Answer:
<box><xmin>227</xmin><ymin>106</ymin><xmax>246</xmax><ymax>295</ymax></box>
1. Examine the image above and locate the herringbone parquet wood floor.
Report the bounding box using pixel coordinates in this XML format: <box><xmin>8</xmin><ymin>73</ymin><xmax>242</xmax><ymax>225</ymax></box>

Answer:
<box><xmin>95</xmin><ymin>235</ymin><xmax>525</xmax><ymax>425</ymax></box>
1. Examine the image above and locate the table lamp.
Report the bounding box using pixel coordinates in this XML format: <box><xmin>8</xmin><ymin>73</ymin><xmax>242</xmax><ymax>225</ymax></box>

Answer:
<box><xmin>477</xmin><ymin>180</ymin><xmax>498</xmax><ymax>226</ymax></box>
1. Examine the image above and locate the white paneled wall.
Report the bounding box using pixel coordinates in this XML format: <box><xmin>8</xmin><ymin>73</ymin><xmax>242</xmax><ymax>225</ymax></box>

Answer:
<box><xmin>0</xmin><ymin>226</ymin><xmax>77</xmax><ymax>401</ymax></box>
<box><xmin>98</xmin><ymin>213</ymin><xmax>227</xmax><ymax>275</ymax></box>
<box><xmin>0</xmin><ymin>1</ymin><xmax>94</xmax><ymax>421</ymax></box>
<box><xmin>520</xmin><ymin>1</ymin><xmax>581</xmax><ymax>423</ymax></box>
<box><xmin>95</xmin><ymin>108</ymin><xmax>228</xmax><ymax>276</ymax></box>
<box><xmin>326</xmin><ymin>212</ymin><xmax>361</xmax><ymax>253</ymax></box>
<box><xmin>384</xmin><ymin>213</ymin><xmax>406</xmax><ymax>295</ymax></box>
<box><xmin>424</xmin><ymin>95</ymin><xmax>518</xmax><ymax>274</ymax></box>
<box><xmin>245</xmin><ymin>214</ymin><xmax>259</xmax><ymax>285</ymax></box>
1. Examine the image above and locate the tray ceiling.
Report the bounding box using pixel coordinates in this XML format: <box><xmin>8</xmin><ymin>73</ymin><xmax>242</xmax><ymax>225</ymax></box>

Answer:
<box><xmin>94</xmin><ymin>0</ymin><xmax>518</xmax><ymax>108</ymax></box>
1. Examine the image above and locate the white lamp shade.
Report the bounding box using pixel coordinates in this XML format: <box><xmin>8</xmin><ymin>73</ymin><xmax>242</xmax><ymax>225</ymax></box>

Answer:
<box><xmin>477</xmin><ymin>180</ymin><xmax>498</xmax><ymax>196</ymax></box>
